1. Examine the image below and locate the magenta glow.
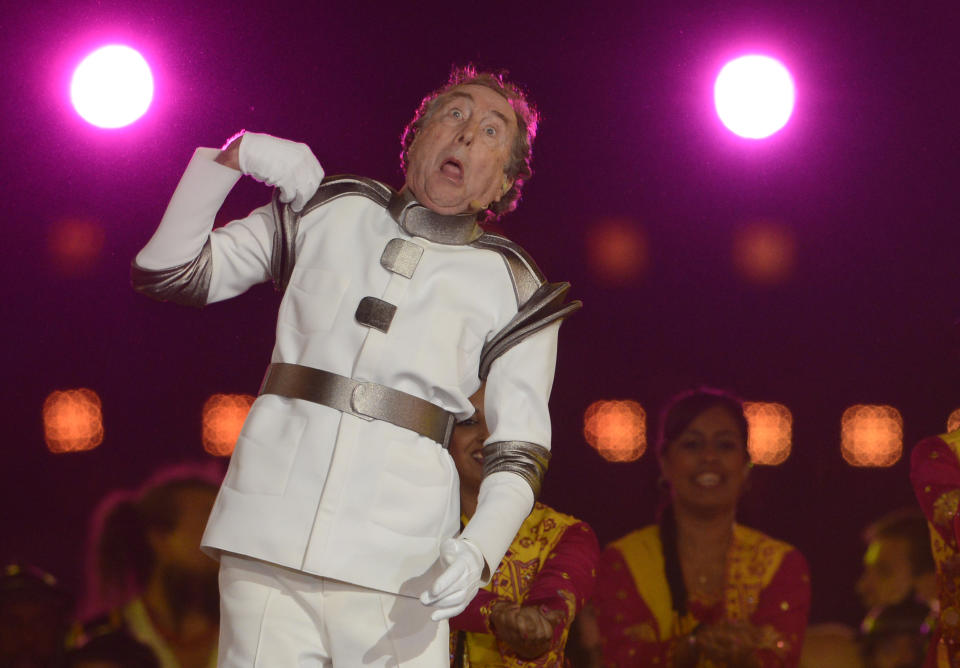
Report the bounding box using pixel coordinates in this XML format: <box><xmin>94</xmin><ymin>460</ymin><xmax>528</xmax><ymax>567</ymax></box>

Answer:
<box><xmin>70</xmin><ymin>45</ymin><xmax>154</xmax><ymax>129</ymax></box>
<box><xmin>714</xmin><ymin>55</ymin><xmax>795</xmax><ymax>139</ymax></box>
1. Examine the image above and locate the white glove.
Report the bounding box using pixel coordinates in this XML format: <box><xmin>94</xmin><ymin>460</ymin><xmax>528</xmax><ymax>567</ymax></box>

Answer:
<box><xmin>460</xmin><ymin>471</ymin><xmax>534</xmax><ymax>581</ymax></box>
<box><xmin>420</xmin><ymin>537</ymin><xmax>485</xmax><ymax>621</ymax></box>
<box><xmin>238</xmin><ymin>132</ymin><xmax>323</xmax><ymax>212</ymax></box>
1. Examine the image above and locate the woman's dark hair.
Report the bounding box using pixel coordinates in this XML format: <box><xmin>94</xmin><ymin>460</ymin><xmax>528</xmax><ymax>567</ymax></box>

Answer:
<box><xmin>657</xmin><ymin>387</ymin><xmax>748</xmax><ymax>617</ymax></box>
<box><xmin>84</xmin><ymin>463</ymin><xmax>222</xmax><ymax>615</ymax></box>
<box><xmin>656</xmin><ymin>387</ymin><xmax>748</xmax><ymax>458</ymax></box>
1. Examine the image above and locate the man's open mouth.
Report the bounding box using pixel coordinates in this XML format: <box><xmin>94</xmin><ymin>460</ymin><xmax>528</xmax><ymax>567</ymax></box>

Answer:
<box><xmin>440</xmin><ymin>159</ymin><xmax>464</xmax><ymax>182</ymax></box>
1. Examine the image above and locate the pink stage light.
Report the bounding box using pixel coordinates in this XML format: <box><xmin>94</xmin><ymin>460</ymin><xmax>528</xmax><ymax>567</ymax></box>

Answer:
<box><xmin>714</xmin><ymin>55</ymin><xmax>795</xmax><ymax>139</ymax></box>
<box><xmin>70</xmin><ymin>45</ymin><xmax>154</xmax><ymax>128</ymax></box>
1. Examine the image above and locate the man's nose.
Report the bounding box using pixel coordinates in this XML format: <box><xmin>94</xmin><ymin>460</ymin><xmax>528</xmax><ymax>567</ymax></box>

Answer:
<box><xmin>457</xmin><ymin>121</ymin><xmax>478</xmax><ymax>145</ymax></box>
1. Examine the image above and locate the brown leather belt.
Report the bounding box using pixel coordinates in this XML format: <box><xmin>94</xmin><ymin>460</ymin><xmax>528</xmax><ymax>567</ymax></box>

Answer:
<box><xmin>259</xmin><ymin>363</ymin><xmax>456</xmax><ymax>448</ymax></box>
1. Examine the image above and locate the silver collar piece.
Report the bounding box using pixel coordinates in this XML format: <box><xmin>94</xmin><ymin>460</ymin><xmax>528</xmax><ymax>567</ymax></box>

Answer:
<box><xmin>387</xmin><ymin>189</ymin><xmax>484</xmax><ymax>245</ymax></box>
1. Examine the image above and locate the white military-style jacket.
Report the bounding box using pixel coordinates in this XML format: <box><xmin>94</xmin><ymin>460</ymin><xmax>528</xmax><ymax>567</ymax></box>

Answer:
<box><xmin>133</xmin><ymin>148</ymin><xmax>579</xmax><ymax>595</ymax></box>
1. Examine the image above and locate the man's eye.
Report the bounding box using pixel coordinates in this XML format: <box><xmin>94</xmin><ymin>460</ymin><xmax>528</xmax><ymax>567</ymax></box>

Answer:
<box><xmin>459</xmin><ymin>418</ymin><xmax>478</xmax><ymax>426</ymax></box>
<box><xmin>451</xmin><ymin>109</ymin><xmax>463</xmax><ymax>120</ymax></box>
<box><xmin>484</xmin><ymin>126</ymin><xmax>496</xmax><ymax>137</ymax></box>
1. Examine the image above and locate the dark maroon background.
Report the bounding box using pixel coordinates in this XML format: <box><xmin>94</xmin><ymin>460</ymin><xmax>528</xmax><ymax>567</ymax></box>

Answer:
<box><xmin>2</xmin><ymin>0</ymin><xmax>958</xmax><ymax>627</ymax></box>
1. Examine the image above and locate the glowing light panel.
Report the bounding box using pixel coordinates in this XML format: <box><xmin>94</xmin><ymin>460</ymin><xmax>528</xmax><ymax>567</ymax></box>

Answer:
<box><xmin>948</xmin><ymin>408</ymin><xmax>960</xmax><ymax>433</ymax></box>
<box><xmin>43</xmin><ymin>389</ymin><xmax>104</xmax><ymax>453</ymax></box>
<box><xmin>586</xmin><ymin>218</ymin><xmax>649</xmax><ymax>286</ymax></box>
<box><xmin>841</xmin><ymin>405</ymin><xmax>903</xmax><ymax>467</ymax></box>
<box><xmin>714</xmin><ymin>55</ymin><xmax>795</xmax><ymax>139</ymax></box>
<box><xmin>202</xmin><ymin>394</ymin><xmax>255</xmax><ymax>456</ymax></box>
<box><xmin>583</xmin><ymin>400</ymin><xmax>647</xmax><ymax>462</ymax></box>
<box><xmin>744</xmin><ymin>402</ymin><xmax>792</xmax><ymax>465</ymax></box>
<box><xmin>49</xmin><ymin>218</ymin><xmax>105</xmax><ymax>275</ymax></box>
<box><xmin>71</xmin><ymin>45</ymin><xmax>154</xmax><ymax>128</ymax></box>
<box><xmin>732</xmin><ymin>220</ymin><xmax>796</xmax><ymax>285</ymax></box>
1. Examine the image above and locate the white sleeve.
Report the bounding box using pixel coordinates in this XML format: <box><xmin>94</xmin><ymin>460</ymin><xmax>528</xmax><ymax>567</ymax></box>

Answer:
<box><xmin>134</xmin><ymin>147</ymin><xmax>280</xmax><ymax>305</ymax></box>
<box><xmin>458</xmin><ymin>321</ymin><xmax>560</xmax><ymax>575</ymax></box>
<box><xmin>483</xmin><ymin>321</ymin><xmax>560</xmax><ymax>449</ymax></box>
<box><xmin>459</xmin><ymin>471</ymin><xmax>534</xmax><ymax>581</ymax></box>
<box><xmin>136</xmin><ymin>148</ymin><xmax>241</xmax><ymax>269</ymax></box>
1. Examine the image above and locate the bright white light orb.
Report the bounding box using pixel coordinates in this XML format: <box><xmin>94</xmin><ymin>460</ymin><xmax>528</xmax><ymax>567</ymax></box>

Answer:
<box><xmin>71</xmin><ymin>45</ymin><xmax>154</xmax><ymax>128</ymax></box>
<box><xmin>714</xmin><ymin>55</ymin><xmax>795</xmax><ymax>139</ymax></box>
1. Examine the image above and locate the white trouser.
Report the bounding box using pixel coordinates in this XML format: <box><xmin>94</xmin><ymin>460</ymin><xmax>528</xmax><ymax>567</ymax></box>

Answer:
<box><xmin>217</xmin><ymin>553</ymin><xmax>449</xmax><ymax>667</ymax></box>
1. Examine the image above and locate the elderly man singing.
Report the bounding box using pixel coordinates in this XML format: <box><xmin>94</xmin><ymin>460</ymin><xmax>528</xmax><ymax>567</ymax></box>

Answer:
<box><xmin>132</xmin><ymin>67</ymin><xmax>580</xmax><ymax>667</ymax></box>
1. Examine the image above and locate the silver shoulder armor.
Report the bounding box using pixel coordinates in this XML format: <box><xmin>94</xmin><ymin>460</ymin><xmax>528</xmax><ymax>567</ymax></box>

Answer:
<box><xmin>471</xmin><ymin>233</ymin><xmax>582</xmax><ymax>379</ymax></box>
<box><xmin>470</xmin><ymin>233</ymin><xmax>544</xmax><ymax>305</ymax></box>
<box><xmin>270</xmin><ymin>174</ymin><xmax>394</xmax><ymax>293</ymax></box>
<box><xmin>130</xmin><ymin>239</ymin><xmax>213</xmax><ymax>308</ymax></box>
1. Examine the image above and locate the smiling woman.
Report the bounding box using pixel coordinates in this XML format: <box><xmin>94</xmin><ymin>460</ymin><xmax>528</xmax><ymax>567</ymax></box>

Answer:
<box><xmin>583</xmin><ymin>389</ymin><xmax>812</xmax><ymax>668</ymax></box>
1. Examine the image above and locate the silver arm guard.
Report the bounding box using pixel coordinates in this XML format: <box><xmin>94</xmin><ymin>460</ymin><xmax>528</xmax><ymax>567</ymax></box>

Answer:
<box><xmin>481</xmin><ymin>441</ymin><xmax>552</xmax><ymax>498</ymax></box>
<box><xmin>130</xmin><ymin>239</ymin><xmax>213</xmax><ymax>307</ymax></box>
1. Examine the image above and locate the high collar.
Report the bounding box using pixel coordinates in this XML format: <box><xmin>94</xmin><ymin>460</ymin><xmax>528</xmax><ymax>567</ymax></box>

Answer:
<box><xmin>388</xmin><ymin>188</ymin><xmax>484</xmax><ymax>245</ymax></box>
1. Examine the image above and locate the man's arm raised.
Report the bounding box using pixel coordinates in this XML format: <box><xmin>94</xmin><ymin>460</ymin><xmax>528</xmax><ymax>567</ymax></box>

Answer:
<box><xmin>133</xmin><ymin>132</ymin><xmax>323</xmax><ymax>306</ymax></box>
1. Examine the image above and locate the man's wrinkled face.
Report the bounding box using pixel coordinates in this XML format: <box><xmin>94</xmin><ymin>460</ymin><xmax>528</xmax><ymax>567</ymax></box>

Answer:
<box><xmin>857</xmin><ymin>537</ymin><xmax>916</xmax><ymax>610</ymax></box>
<box><xmin>405</xmin><ymin>84</ymin><xmax>517</xmax><ymax>215</ymax></box>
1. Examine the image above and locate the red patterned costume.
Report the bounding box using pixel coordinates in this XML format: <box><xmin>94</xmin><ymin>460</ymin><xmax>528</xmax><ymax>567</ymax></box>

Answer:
<box><xmin>910</xmin><ymin>429</ymin><xmax>960</xmax><ymax>667</ymax></box>
<box><xmin>450</xmin><ymin>503</ymin><xmax>599</xmax><ymax>667</ymax></box>
<box><xmin>595</xmin><ymin>524</ymin><xmax>810</xmax><ymax>667</ymax></box>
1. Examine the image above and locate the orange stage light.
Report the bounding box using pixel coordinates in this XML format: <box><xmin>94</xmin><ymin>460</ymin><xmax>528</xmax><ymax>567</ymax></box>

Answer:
<box><xmin>585</xmin><ymin>218</ymin><xmax>649</xmax><ymax>286</ymax></box>
<box><xmin>202</xmin><ymin>394</ymin><xmax>255</xmax><ymax>456</ymax></box>
<box><xmin>841</xmin><ymin>405</ymin><xmax>903</xmax><ymax>467</ymax></box>
<box><xmin>732</xmin><ymin>220</ymin><xmax>796</xmax><ymax>285</ymax></box>
<box><xmin>744</xmin><ymin>402</ymin><xmax>792</xmax><ymax>465</ymax></box>
<box><xmin>43</xmin><ymin>389</ymin><xmax>104</xmax><ymax>453</ymax></box>
<box><xmin>48</xmin><ymin>218</ymin><xmax>105</xmax><ymax>275</ymax></box>
<box><xmin>583</xmin><ymin>399</ymin><xmax>647</xmax><ymax>462</ymax></box>
<box><xmin>948</xmin><ymin>408</ymin><xmax>960</xmax><ymax>433</ymax></box>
